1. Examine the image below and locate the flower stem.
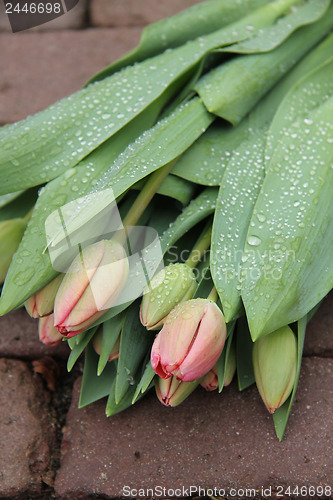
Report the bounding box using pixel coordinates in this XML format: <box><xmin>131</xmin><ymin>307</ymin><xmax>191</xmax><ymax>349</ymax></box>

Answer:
<box><xmin>185</xmin><ymin>222</ymin><xmax>212</xmax><ymax>269</ymax></box>
<box><xmin>122</xmin><ymin>160</ymin><xmax>177</xmax><ymax>229</ymax></box>
<box><xmin>207</xmin><ymin>286</ymin><xmax>219</xmax><ymax>303</ymax></box>
<box><xmin>23</xmin><ymin>207</ymin><xmax>34</xmax><ymax>224</ymax></box>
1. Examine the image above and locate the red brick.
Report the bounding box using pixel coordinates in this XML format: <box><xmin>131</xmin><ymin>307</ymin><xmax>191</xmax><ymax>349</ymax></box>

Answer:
<box><xmin>0</xmin><ymin>28</ymin><xmax>141</xmax><ymax>124</ymax></box>
<box><xmin>55</xmin><ymin>357</ymin><xmax>333</xmax><ymax>499</ymax></box>
<box><xmin>0</xmin><ymin>0</ymin><xmax>88</xmax><ymax>32</ymax></box>
<box><xmin>90</xmin><ymin>0</ymin><xmax>203</xmax><ymax>27</ymax></box>
<box><xmin>0</xmin><ymin>308</ymin><xmax>69</xmax><ymax>360</ymax></box>
<box><xmin>304</xmin><ymin>292</ymin><xmax>333</xmax><ymax>357</ymax></box>
<box><xmin>0</xmin><ymin>358</ymin><xmax>57</xmax><ymax>498</ymax></box>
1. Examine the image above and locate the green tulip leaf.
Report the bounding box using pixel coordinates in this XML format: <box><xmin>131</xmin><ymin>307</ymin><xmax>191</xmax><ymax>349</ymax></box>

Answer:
<box><xmin>79</xmin><ymin>342</ymin><xmax>117</xmax><ymax>408</ymax></box>
<box><xmin>242</xmin><ymin>94</ymin><xmax>333</xmax><ymax>340</ymax></box>
<box><xmin>211</xmin><ymin>133</ymin><xmax>265</xmax><ymax>323</ymax></box>
<box><xmin>88</xmin><ymin>0</ymin><xmax>268</xmax><ymax>83</ymax></box>
<box><xmin>132</xmin><ymin>174</ymin><xmax>196</xmax><ymax>206</ymax></box>
<box><xmin>216</xmin><ymin>321</ymin><xmax>236</xmax><ymax>392</ymax></box>
<box><xmin>0</xmin><ymin>191</ymin><xmax>24</xmax><ymax>209</ymax></box>
<box><xmin>226</xmin><ymin>0</ymin><xmax>330</xmax><ymax>54</ymax></box>
<box><xmin>236</xmin><ymin>316</ymin><xmax>255</xmax><ymax>391</ymax></box>
<box><xmin>67</xmin><ymin>328</ymin><xmax>97</xmax><ymax>372</ymax></box>
<box><xmin>132</xmin><ymin>359</ymin><xmax>156</xmax><ymax>405</ymax></box>
<box><xmin>115</xmin><ymin>301</ymin><xmax>154</xmax><ymax>405</ymax></box>
<box><xmin>0</xmin><ymin>0</ymin><xmax>302</xmax><ymax>195</ymax></box>
<box><xmin>195</xmin><ymin>10</ymin><xmax>333</xmax><ymax>124</ymax></box>
<box><xmin>97</xmin><ymin>314</ymin><xmax>125</xmax><ymax>376</ymax></box>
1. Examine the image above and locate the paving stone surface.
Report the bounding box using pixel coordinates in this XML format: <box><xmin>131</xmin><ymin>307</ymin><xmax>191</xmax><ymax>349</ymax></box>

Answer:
<box><xmin>0</xmin><ymin>0</ymin><xmax>88</xmax><ymax>32</ymax></box>
<box><xmin>90</xmin><ymin>0</ymin><xmax>203</xmax><ymax>27</ymax></box>
<box><xmin>0</xmin><ymin>358</ymin><xmax>57</xmax><ymax>498</ymax></box>
<box><xmin>55</xmin><ymin>357</ymin><xmax>333</xmax><ymax>499</ymax></box>
<box><xmin>304</xmin><ymin>292</ymin><xmax>333</xmax><ymax>357</ymax></box>
<box><xmin>0</xmin><ymin>308</ymin><xmax>70</xmax><ymax>360</ymax></box>
<box><xmin>0</xmin><ymin>28</ymin><xmax>141</xmax><ymax>124</ymax></box>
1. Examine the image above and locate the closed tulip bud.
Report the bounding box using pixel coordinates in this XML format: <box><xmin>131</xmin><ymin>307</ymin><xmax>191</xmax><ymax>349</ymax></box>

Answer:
<box><xmin>151</xmin><ymin>298</ymin><xmax>226</xmax><ymax>382</ymax></box>
<box><xmin>39</xmin><ymin>314</ymin><xmax>63</xmax><ymax>346</ymax></box>
<box><xmin>155</xmin><ymin>375</ymin><xmax>199</xmax><ymax>407</ymax></box>
<box><xmin>92</xmin><ymin>328</ymin><xmax>120</xmax><ymax>361</ymax></box>
<box><xmin>200</xmin><ymin>365</ymin><xmax>218</xmax><ymax>391</ymax></box>
<box><xmin>200</xmin><ymin>340</ymin><xmax>236</xmax><ymax>391</ymax></box>
<box><xmin>25</xmin><ymin>274</ymin><xmax>64</xmax><ymax>318</ymax></box>
<box><xmin>253</xmin><ymin>325</ymin><xmax>297</xmax><ymax>414</ymax></box>
<box><xmin>54</xmin><ymin>240</ymin><xmax>129</xmax><ymax>337</ymax></box>
<box><xmin>0</xmin><ymin>219</ymin><xmax>27</xmax><ymax>284</ymax></box>
<box><xmin>140</xmin><ymin>263</ymin><xmax>197</xmax><ymax>330</ymax></box>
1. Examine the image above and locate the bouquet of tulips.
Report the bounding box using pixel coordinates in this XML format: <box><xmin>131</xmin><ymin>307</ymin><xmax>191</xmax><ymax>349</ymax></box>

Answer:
<box><xmin>0</xmin><ymin>0</ymin><xmax>332</xmax><ymax>440</ymax></box>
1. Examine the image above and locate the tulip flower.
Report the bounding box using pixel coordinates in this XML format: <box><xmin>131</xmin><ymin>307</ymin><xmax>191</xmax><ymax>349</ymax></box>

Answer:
<box><xmin>92</xmin><ymin>328</ymin><xmax>120</xmax><ymax>361</ymax></box>
<box><xmin>54</xmin><ymin>239</ymin><xmax>129</xmax><ymax>337</ymax></box>
<box><xmin>200</xmin><ymin>365</ymin><xmax>219</xmax><ymax>391</ymax></box>
<box><xmin>151</xmin><ymin>298</ymin><xmax>226</xmax><ymax>382</ymax></box>
<box><xmin>39</xmin><ymin>313</ymin><xmax>64</xmax><ymax>346</ymax></box>
<box><xmin>0</xmin><ymin>219</ymin><xmax>27</xmax><ymax>284</ymax></box>
<box><xmin>25</xmin><ymin>274</ymin><xmax>64</xmax><ymax>318</ymax></box>
<box><xmin>200</xmin><ymin>340</ymin><xmax>236</xmax><ymax>391</ymax></box>
<box><xmin>155</xmin><ymin>375</ymin><xmax>200</xmax><ymax>407</ymax></box>
<box><xmin>253</xmin><ymin>325</ymin><xmax>297</xmax><ymax>414</ymax></box>
<box><xmin>140</xmin><ymin>263</ymin><xmax>197</xmax><ymax>330</ymax></box>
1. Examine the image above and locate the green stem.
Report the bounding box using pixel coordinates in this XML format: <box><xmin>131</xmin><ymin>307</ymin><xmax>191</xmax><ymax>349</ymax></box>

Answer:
<box><xmin>122</xmin><ymin>160</ymin><xmax>177</xmax><ymax>229</ymax></box>
<box><xmin>207</xmin><ymin>286</ymin><xmax>218</xmax><ymax>303</ymax></box>
<box><xmin>185</xmin><ymin>222</ymin><xmax>212</xmax><ymax>269</ymax></box>
<box><xmin>22</xmin><ymin>207</ymin><xmax>34</xmax><ymax>224</ymax></box>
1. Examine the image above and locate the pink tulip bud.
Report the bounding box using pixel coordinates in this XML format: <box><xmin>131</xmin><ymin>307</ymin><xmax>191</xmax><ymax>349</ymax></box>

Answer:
<box><xmin>92</xmin><ymin>328</ymin><xmax>120</xmax><ymax>361</ymax></box>
<box><xmin>200</xmin><ymin>366</ymin><xmax>218</xmax><ymax>391</ymax></box>
<box><xmin>25</xmin><ymin>275</ymin><xmax>64</xmax><ymax>318</ymax></box>
<box><xmin>54</xmin><ymin>240</ymin><xmax>128</xmax><ymax>337</ymax></box>
<box><xmin>200</xmin><ymin>340</ymin><xmax>236</xmax><ymax>391</ymax></box>
<box><xmin>155</xmin><ymin>375</ymin><xmax>199</xmax><ymax>407</ymax></box>
<box><xmin>39</xmin><ymin>314</ymin><xmax>64</xmax><ymax>346</ymax></box>
<box><xmin>151</xmin><ymin>298</ymin><xmax>226</xmax><ymax>382</ymax></box>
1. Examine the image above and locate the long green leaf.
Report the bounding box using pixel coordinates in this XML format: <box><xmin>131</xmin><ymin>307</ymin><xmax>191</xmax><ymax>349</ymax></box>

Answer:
<box><xmin>0</xmin><ymin>189</ymin><xmax>38</xmax><ymax>222</ymax></box>
<box><xmin>106</xmin><ymin>373</ymin><xmax>150</xmax><ymax>417</ymax></box>
<box><xmin>211</xmin><ymin>40</ymin><xmax>333</xmax><ymax>323</ymax></box>
<box><xmin>132</xmin><ymin>174</ymin><xmax>196</xmax><ymax>206</ymax></box>
<box><xmin>242</xmin><ymin>94</ymin><xmax>333</xmax><ymax>339</ymax></box>
<box><xmin>216</xmin><ymin>321</ymin><xmax>236</xmax><ymax>392</ymax></box>
<box><xmin>67</xmin><ymin>328</ymin><xmax>96</xmax><ymax>372</ymax></box>
<box><xmin>132</xmin><ymin>360</ymin><xmax>156</xmax><ymax>405</ymax></box>
<box><xmin>225</xmin><ymin>0</ymin><xmax>330</xmax><ymax>54</ymax></box>
<box><xmin>0</xmin><ymin>191</ymin><xmax>24</xmax><ymax>209</ymax></box>
<box><xmin>79</xmin><ymin>342</ymin><xmax>117</xmax><ymax>408</ymax></box>
<box><xmin>211</xmin><ymin>134</ymin><xmax>266</xmax><ymax>322</ymax></box>
<box><xmin>195</xmin><ymin>7</ymin><xmax>333</xmax><ymax>124</ymax></box>
<box><xmin>97</xmin><ymin>314</ymin><xmax>125</xmax><ymax>376</ymax></box>
<box><xmin>174</xmin><ymin>32</ymin><xmax>333</xmax><ymax>187</ymax></box>
<box><xmin>88</xmin><ymin>0</ymin><xmax>268</xmax><ymax>83</ymax></box>
<box><xmin>266</xmin><ymin>56</ymin><xmax>333</xmax><ymax>162</ymax></box>
<box><xmin>236</xmin><ymin>316</ymin><xmax>255</xmax><ymax>391</ymax></box>
<box><xmin>159</xmin><ymin>188</ymin><xmax>218</xmax><ymax>253</ymax></box>
<box><xmin>0</xmin><ymin>0</ymin><xmax>301</xmax><ymax>195</ymax></box>
<box><xmin>115</xmin><ymin>301</ymin><xmax>153</xmax><ymax>404</ymax></box>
